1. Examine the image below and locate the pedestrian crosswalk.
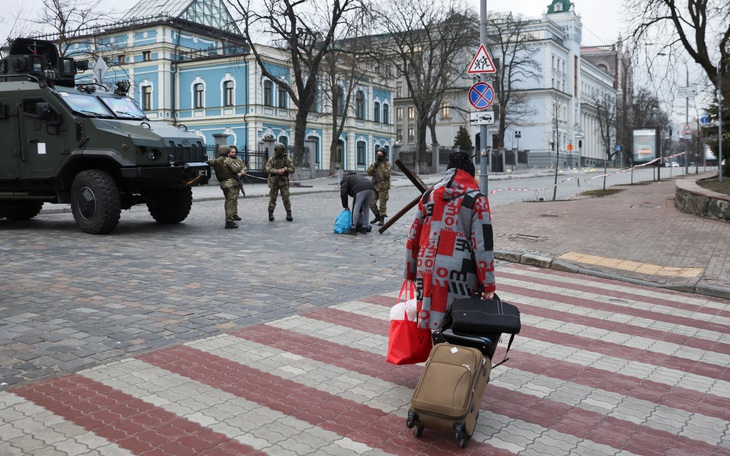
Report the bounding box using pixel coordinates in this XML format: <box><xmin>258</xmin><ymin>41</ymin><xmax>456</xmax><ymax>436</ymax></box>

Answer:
<box><xmin>2</xmin><ymin>263</ymin><xmax>729</xmax><ymax>455</ymax></box>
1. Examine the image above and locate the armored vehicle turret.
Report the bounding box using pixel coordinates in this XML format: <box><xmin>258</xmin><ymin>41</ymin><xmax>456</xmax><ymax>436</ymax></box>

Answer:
<box><xmin>0</xmin><ymin>38</ymin><xmax>210</xmax><ymax>234</ymax></box>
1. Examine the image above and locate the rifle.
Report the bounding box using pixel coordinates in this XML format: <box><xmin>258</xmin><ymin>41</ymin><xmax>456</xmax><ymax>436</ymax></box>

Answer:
<box><xmin>235</xmin><ymin>176</ymin><xmax>246</xmax><ymax>198</ymax></box>
<box><xmin>377</xmin><ymin>161</ymin><xmax>431</xmax><ymax>234</ymax></box>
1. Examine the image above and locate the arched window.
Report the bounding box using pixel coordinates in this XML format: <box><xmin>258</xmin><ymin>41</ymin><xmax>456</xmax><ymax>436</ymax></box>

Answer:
<box><xmin>355</xmin><ymin>91</ymin><xmax>365</xmax><ymax>119</ymax></box>
<box><xmin>264</xmin><ymin>80</ymin><xmax>273</xmax><ymax>106</ymax></box>
<box><xmin>278</xmin><ymin>84</ymin><xmax>287</xmax><ymax>108</ymax></box>
<box><xmin>357</xmin><ymin>141</ymin><xmax>366</xmax><ymax>165</ymax></box>
<box><xmin>373</xmin><ymin>101</ymin><xmax>381</xmax><ymax>123</ymax></box>
<box><xmin>334</xmin><ymin>85</ymin><xmax>344</xmax><ymax>117</ymax></box>
<box><xmin>223</xmin><ymin>80</ymin><xmax>234</xmax><ymax>107</ymax></box>
<box><xmin>194</xmin><ymin>83</ymin><xmax>205</xmax><ymax>109</ymax></box>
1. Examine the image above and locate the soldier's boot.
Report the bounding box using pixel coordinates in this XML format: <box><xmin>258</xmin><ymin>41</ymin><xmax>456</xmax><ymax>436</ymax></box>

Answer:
<box><xmin>370</xmin><ymin>214</ymin><xmax>380</xmax><ymax>224</ymax></box>
<box><xmin>233</xmin><ymin>215</ymin><xmax>241</xmax><ymax>221</ymax></box>
<box><xmin>225</xmin><ymin>221</ymin><xmax>238</xmax><ymax>229</ymax></box>
<box><xmin>286</xmin><ymin>211</ymin><xmax>293</xmax><ymax>222</ymax></box>
<box><xmin>269</xmin><ymin>211</ymin><xmax>275</xmax><ymax>222</ymax></box>
<box><xmin>378</xmin><ymin>215</ymin><xmax>386</xmax><ymax>226</ymax></box>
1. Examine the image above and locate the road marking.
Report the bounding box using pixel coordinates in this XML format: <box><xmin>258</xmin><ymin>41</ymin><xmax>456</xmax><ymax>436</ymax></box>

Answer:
<box><xmin>559</xmin><ymin>252</ymin><xmax>703</xmax><ymax>278</ymax></box>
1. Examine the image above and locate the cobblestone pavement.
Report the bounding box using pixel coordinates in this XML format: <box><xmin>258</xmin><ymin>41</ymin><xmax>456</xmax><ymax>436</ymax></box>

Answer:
<box><xmin>1</xmin><ymin>174</ymin><xmax>729</xmax><ymax>455</ymax></box>
<box><xmin>0</xmin><ymin>183</ymin><xmax>427</xmax><ymax>386</ymax></box>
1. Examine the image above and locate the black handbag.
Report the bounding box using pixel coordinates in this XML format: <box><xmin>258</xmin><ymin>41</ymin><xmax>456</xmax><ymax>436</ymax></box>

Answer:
<box><xmin>447</xmin><ymin>294</ymin><xmax>521</xmax><ymax>368</ymax></box>
<box><xmin>450</xmin><ymin>295</ymin><xmax>521</xmax><ymax>335</ymax></box>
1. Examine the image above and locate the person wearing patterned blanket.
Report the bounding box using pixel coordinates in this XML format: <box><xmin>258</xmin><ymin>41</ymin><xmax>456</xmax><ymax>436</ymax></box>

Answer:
<box><xmin>404</xmin><ymin>151</ymin><xmax>496</xmax><ymax>330</ymax></box>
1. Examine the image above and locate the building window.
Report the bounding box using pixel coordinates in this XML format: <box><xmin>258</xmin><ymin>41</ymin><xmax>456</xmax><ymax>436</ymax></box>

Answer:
<box><xmin>334</xmin><ymin>85</ymin><xmax>344</xmax><ymax>117</ymax></box>
<box><xmin>408</xmin><ymin>107</ymin><xmax>415</xmax><ymax>120</ymax></box>
<box><xmin>117</xmin><ymin>55</ymin><xmax>126</xmax><ymax>64</ymax></box>
<box><xmin>142</xmin><ymin>86</ymin><xmax>152</xmax><ymax>111</ymax></box>
<box><xmin>383</xmin><ymin>104</ymin><xmax>389</xmax><ymax>124</ymax></box>
<box><xmin>397</xmin><ymin>129</ymin><xmax>403</xmax><ymax>142</ymax></box>
<box><xmin>194</xmin><ymin>83</ymin><xmax>204</xmax><ymax>109</ymax></box>
<box><xmin>373</xmin><ymin>101</ymin><xmax>380</xmax><ymax>123</ymax></box>
<box><xmin>278</xmin><ymin>84</ymin><xmax>287</xmax><ymax>108</ymax></box>
<box><xmin>396</xmin><ymin>107</ymin><xmax>403</xmax><ymax>121</ymax></box>
<box><xmin>264</xmin><ymin>80</ymin><xmax>273</xmax><ymax>106</ymax></box>
<box><xmin>355</xmin><ymin>91</ymin><xmax>365</xmax><ymax>119</ymax></box>
<box><xmin>407</xmin><ymin>128</ymin><xmax>415</xmax><ymax>143</ymax></box>
<box><xmin>357</xmin><ymin>141</ymin><xmax>366</xmax><ymax>166</ymax></box>
<box><xmin>223</xmin><ymin>80</ymin><xmax>234</xmax><ymax>107</ymax></box>
<box><xmin>440</xmin><ymin>102</ymin><xmax>451</xmax><ymax>119</ymax></box>
<box><xmin>142</xmin><ymin>51</ymin><xmax>151</xmax><ymax>61</ymax></box>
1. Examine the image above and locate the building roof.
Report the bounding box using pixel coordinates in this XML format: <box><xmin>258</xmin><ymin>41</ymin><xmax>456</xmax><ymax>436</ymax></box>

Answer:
<box><xmin>121</xmin><ymin>0</ymin><xmax>239</xmax><ymax>32</ymax></box>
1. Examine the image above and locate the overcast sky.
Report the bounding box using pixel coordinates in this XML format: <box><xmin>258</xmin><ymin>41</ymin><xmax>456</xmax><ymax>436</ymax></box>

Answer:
<box><xmin>1</xmin><ymin>0</ymin><xmax>624</xmax><ymax>47</ymax></box>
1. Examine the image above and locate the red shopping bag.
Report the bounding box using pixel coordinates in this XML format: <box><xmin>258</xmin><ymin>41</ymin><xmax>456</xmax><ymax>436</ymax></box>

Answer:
<box><xmin>386</xmin><ymin>281</ymin><xmax>433</xmax><ymax>365</ymax></box>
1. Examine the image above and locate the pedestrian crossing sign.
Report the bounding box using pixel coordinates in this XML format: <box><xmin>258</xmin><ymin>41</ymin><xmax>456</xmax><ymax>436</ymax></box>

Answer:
<box><xmin>467</xmin><ymin>44</ymin><xmax>496</xmax><ymax>74</ymax></box>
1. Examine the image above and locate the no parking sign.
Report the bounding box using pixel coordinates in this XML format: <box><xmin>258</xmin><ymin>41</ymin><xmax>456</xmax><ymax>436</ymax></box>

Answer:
<box><xmin>469</xmin><ymin>82</ymin><xmax>495</xmax><ymax>110</ymax></box>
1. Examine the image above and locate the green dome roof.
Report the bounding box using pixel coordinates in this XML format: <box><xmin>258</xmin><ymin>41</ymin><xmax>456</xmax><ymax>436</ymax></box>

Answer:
<box><xmin>547</xmin><ymin>0</ymin><xmax>573</xmax><ymax>14</ymax></box>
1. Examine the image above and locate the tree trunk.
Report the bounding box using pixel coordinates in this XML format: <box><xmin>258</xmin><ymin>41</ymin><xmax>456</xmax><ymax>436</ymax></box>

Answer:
<box><xmin>292</xmin><ymin>109</ymin><xmax>309</xmax><ymax>168</ymax></box>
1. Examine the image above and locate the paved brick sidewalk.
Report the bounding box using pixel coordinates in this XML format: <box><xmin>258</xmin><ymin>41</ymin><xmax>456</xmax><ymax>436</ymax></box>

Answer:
<box><xmin>2</xmin><ymin>263</ymin><xmax>729</xmax><ymax>455</ymax></box>
<box><xmin>492</xmin><ymin>176</ymin><xmax>730</xmax><ymax>299</ymax></box>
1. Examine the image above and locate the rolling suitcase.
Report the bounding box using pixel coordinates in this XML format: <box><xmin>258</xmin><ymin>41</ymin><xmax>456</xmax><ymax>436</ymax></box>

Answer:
<box><xmin>432</xmin><ymin>328</ymin><xmax>500</xmax><ymax>359</ymax></box>
<box><xmin>406</xmin><ymin>343</ymin><xmax>490</xmax><ymax>448</ymax></box>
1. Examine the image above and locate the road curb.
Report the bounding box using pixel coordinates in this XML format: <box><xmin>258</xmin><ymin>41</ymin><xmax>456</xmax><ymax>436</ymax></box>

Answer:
<box><xmin>494</xmin><ymin>249</ymin><xmax>730</xmax><ymax>300</ymax></box>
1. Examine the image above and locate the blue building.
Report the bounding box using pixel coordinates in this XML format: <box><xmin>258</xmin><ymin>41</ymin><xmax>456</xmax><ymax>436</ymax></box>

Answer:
<box><xmin>62</xmin><ymin>0</ymin><xmax>395</xmax><ymax>175</ymax></box>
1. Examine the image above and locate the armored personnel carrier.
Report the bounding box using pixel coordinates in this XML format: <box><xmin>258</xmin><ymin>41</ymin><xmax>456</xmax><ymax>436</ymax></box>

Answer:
<box><xmin>0</xmin><ymin>38</ymin><xmax>210</xmax><ymax>234</ymax></box>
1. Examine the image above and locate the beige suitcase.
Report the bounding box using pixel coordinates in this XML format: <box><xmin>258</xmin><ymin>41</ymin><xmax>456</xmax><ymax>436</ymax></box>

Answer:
<box><xmin>406</xmin><ymin>343</ymin><xmax>490</xmax><ymax>448</ymax></box>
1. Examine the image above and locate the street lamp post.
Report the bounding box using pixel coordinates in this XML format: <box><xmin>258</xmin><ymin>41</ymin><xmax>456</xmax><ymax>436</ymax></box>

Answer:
<box><xmin>719</xmin><ymin>60</ymin><xmax>724</xmax><ymax>183</ymax></box>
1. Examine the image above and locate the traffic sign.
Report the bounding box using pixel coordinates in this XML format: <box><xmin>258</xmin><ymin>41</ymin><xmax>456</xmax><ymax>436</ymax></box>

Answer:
<box><xmin>92</xmin><ymin>56</ymin><xmax>108</xmax><ymax>83</ymax></box>
<box><xmin>468</xmin><ymin>82</ymin><xmax>495</xmax><ymax>110</ymax></box>
<box><xmin>470</xmin><ymin>111</ymin><xmax>495</xmax><ymax>125</ymax></box>
<box><xmin>700</xmin><ymin>116</ymin><xmax>710</xmax><ymax>125</ymax></box>
<box><xmin>467</xmin><ymin>44</ymin><xmax>496</xmax><ymax>74</ymax></box>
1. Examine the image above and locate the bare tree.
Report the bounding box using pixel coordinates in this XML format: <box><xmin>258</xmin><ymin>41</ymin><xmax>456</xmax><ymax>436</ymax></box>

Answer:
<box><xmin>228</xmin><ymin>0</ymin><xmax>369</xmax><ymax>168</ymax></box>
<box><xmin>34</xmin><ymin>0</ymin><xmax>114</xmax><ymax>56</ymax></box>
<box><xmin>629</xmin><ymin>0</ymin><xmax>728</xmax><ymax>90</ymax></box>
<box><xmin>320</xmin><ymin>33</ymin><xmax>371</xmax><ymax>174</ymax></box>
<box><xmin>372</xmin><ymin>0</ymin><xmax>476</xmax><ymax>173</ymax></box>
<box><xmin>488</xmin><ymin>12</ymin><xmax>541</xmax><ymax>149</ymax></box>
<box><xmin>631</xmin><ymin>87</ymin><xmax>672</xmax><ymax>131</ymax></box>
<box><xmin>628</xmin><ymin>0</ymin><xmax>729</xmax><ymax>176</ymax></box>
<box><xmin>593</xmin><ymin>93</ymin><xmax>617</xmax><ymax>190</ymax></box>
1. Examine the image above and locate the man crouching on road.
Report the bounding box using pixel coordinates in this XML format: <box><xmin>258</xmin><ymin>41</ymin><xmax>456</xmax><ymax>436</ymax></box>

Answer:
<box><xmin>207</xmin><ymin>145</ymin><xmax>246</xmax><ymax>229</ymax></box>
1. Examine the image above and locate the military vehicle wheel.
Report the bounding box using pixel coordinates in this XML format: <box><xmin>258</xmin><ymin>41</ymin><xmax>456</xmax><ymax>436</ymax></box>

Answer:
<box><xmin>0</xmin><ymin>200</ymin><xmax>43</xmax><ymax>220</ymax></box>
<box><xmin>147</xmin><ymin>187</ymin><xmax>193</xmax><ymax>224</ymax></box>
<box><xmin>70</xmin><ymin>170</ymin><xmax>121</xmax><ymax>234</ymax></box>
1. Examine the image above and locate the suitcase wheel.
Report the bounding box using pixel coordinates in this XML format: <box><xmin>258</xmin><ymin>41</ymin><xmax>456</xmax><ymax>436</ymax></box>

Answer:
<box><xmin>414</xmin><ymin>426</ymin><xmax>424</xmax><ymax>438</ymax></box>
<box><xmin>458</xmin><ymin>435</ymin><xmax>470</xmax><ymax>448</ymax></box>
<box><xmin>406</xmin><ymin>410</ymin><xmax>417</xmax><ymax>429</ymax></box>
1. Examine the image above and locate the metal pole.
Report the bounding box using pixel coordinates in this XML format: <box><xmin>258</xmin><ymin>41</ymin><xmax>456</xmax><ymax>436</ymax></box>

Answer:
<box><xmin>719</xmin><ymin>60</ymin><xmax>724</xmax><ymax>183</ymax></box>
<box><xmin>478</xmin><ymin>0</ymin><xmax>489</xmax><ymax>195</ymax></box>
<box><xmin>685</xmin><ymin>64</ymin><xmax>690</xmax><ymax>174</ymax></box>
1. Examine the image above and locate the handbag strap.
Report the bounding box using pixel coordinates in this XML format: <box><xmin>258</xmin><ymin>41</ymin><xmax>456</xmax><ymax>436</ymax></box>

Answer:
<box><xmin>491</xmin><ymin>333</ymin><xmax>515</xmax><ymax>369</ymax></box>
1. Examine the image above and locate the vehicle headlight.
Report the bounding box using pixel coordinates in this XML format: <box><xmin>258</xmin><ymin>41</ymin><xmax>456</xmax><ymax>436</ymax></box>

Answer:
<box><xmin>147</xmin><ymin>149</ymin><xmax>160</xmax><ymax>161</ymax></box>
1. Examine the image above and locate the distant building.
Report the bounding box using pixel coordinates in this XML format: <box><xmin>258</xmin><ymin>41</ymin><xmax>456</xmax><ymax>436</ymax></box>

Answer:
<box><xmin>392</xmin><ymin>0</ymin><xmax>630</xmax><ymax>171</ymax></box>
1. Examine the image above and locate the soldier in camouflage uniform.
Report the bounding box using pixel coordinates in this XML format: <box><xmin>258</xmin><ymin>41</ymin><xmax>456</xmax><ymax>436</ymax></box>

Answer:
<box><xmin>207</xmin><ymin>145</ymin><xmax>246</xmax><ymax>229</ymax></box>
<box><xmin>367</xmin><ymin>147</ymin><xmax>392</xmax><ymax>226</ymax></box>
<box><xmin>265</xmin><ymin>143</ymin><xmax>295</xmax><ymax>222</ymax></box>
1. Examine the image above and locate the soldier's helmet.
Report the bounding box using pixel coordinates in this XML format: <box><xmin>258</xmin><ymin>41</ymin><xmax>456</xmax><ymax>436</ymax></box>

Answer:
<box><xmin>218</xmin><ymin>145</ymin><xmax>231</xmax><ymax>155</ymax></box>
<box><xmin>274</xmin><ymin>143</ymin><xmax>286</xmax><ymax>152</ymax></box>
